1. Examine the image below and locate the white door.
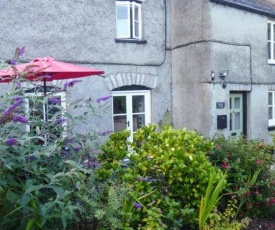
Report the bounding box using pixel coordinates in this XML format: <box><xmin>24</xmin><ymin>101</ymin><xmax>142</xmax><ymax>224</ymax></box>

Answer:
<box><xmin>229</xmin><ymin>94</ymin><xmax>243</xmax><ymax>136</ymax></box>
<box><xmin>112</xmin><ymin>90</ymin><xmax>151</xmax><ymax>142</ymax></box>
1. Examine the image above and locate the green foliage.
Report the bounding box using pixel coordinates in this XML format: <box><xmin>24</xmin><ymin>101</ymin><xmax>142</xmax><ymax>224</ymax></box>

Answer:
<box><xmin>208</xmin><ymin>134</ymin><xmax>275</xmax><ymax>218</ymax></box>
<box><xmin>0</xmin><ymin>59</ymin><xmax>116</xmax><ymax>229</ymax></box>
<box><xmin>97</xmin><ymin>124</ymin><xmax>223</xmax><ymax>229</ymax></box>
<box><xmin>203</xmin><ymin>198</ymin><xmax>251</xmax><ymax>230</ymax></box>
<box><xmin>199</xmin><ymin>170</ymin><xmax>227</xmax><ymax>230</ymax></box>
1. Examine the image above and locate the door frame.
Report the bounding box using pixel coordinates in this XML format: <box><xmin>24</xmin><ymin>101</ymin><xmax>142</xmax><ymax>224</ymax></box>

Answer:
<box><xmin>229</xmin><ymin>91</ymin><xmax>247</xmax><ymax>136</ymax></box>
<box><xmin>112</xmin><ymin>90</ymin><xmax>151</xmax><ymax>142</ymax></box>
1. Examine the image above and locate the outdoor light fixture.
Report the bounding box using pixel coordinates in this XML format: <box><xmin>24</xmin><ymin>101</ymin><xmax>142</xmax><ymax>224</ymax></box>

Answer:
<box><xmin>219</xmin><ymin>70</ymin><xmax>229</xmax><ymax>80</ymax></box>
<box><xmin>210</xmin><ymin>71</ymin><xmax>215</xmax><ymax>81</ymax></box>
<box><xmin>219</xmin><ymin>70</ymin><xmax>229</xmax><ymax>89</ymax></box>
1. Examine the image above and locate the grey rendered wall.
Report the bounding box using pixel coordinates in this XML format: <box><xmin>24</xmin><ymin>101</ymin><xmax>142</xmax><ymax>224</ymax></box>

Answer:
<box><xmin>170</xmin><ymin>0</ymin><xmax>212</xmax><ymax>135</ymax></box>
<box><xmin>0</xmin><ymin>0</ymin><xmax>171</xmax><ymax>134</ymax></box>
<box><xmin>210</xmin><ymin>2</ymin><xmax>275</xmax><ymax>142</ymax></box>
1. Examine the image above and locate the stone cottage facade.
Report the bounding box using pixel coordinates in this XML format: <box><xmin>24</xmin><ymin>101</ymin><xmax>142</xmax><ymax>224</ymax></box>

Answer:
<box><xmin>1</xmin><ymin>0</ymin><xmax>275</xmax><ymax>143</ymax></box>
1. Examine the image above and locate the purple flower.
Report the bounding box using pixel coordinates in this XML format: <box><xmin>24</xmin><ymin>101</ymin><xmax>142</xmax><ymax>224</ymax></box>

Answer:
<box><xmin>49</xmin><ymin>98</ymin><xmax>61</xmax><ymax>104</ymax></box>
<box><xmin>56</xmin><ymin>118</ymin><xmax>66</xmax><ymax>124</ymax></box>
<box><xmin>137</xmin><ymin>176</ymin><xmax>149</xmax><ymax>182</ymax></box>
<box><xmin>19</xmin><ymin>46</ymin><xmax>25</xmax><ymax>56</ymax></box>
<box><xmin>74</xmin><ymin>147</ymin><xmax>81</xmax><ymax>152</ymax></box>
<box><xmin>3</xmin><ymin>99</ymin><xmax>23</xmax><ymax>117</ymax></box>
<box><xmin>134</xmin><ymin>203</ymin><xmax>142</xmax><ymax>208</ymax></box>
<box><xmin>12</xmin><ymin>115</ymin><xmax>28</xmax><ymax>124</ymax></box>
<box><xmin>5</xmin><ymin>138</ymin><xmax>18</xmax><ymax>146</ymax></box>
<box><xmin>16</xmin><ymin>80</ymin><xmax>21</xmax><ymax>89</ymax></box>
<box><xmin>12</xmin><ymin>96</ymin><xmax>23</xmax><ymax>101</ymax></box>
<box><xmin>64</xmin><ymin>80</ymin><xmax>82</xmax><ymax>90</ymax></box>
<box><xmin>10</xmin><ymin>59</ymin><xmax>16</xmax><ymax>65</ymax></box>
<box><xmin>96</xmin><ymin>95</ymin><xmax>112</xmax><ymax>103</ymax></box>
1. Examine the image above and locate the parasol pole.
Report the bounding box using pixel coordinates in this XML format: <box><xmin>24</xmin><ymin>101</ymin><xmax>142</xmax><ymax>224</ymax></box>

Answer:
<box><xmin>43</xmin><ymin>77</ymin><xmax>48</xmax><ymax>122</ymax></box>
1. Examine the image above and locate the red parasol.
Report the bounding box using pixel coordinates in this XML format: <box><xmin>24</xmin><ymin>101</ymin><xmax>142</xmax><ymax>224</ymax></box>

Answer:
<box><xmin>0</xmin><ymin>56</ymin><xmax>104</xmax><ymax>122</ymax></box>
<box><xmin>0</xmin><ymin>56</ymin><xmax>104</xmax><ymax>83</ymax></box>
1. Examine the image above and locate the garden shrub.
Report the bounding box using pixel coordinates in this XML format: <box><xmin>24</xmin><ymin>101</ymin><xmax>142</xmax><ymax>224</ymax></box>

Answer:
<box><xmin>208</xmin><ymin>134</ymin><xmax>275</xmax><ymax>218</ymax></box>
<box><xmin>0</xmin><ymin>54</ymin><xmax>119</xmax><ymax>229</ymax></box>
<box><xmin>97</xmin><ymin>124</ymin><xmax>225</xmax><ymax>229</ymax></box>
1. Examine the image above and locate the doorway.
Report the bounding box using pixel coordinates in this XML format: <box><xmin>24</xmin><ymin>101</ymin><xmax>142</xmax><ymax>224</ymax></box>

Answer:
<box><xmin>229</xmin><ymin>92</ymin><xmax>247</xmax><ymax>136</ymax></box>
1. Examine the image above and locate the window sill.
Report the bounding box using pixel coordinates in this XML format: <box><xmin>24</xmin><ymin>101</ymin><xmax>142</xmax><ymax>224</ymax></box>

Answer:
<box><xmin>268</xmin><ymin>126</ymin><xmax>275</xmax><ymax>131</ymax></box>
<box><xmin>268</xmin><ymin>60</ymin><xmax>275</xmax><ymax>65</ymax></box>
<box><xmin>115</xmin><ymin>38</ymin><xmax>147</xmax><ymax>44</ymax></box>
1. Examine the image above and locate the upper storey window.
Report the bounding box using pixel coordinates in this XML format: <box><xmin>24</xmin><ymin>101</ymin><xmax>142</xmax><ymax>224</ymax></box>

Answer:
<box><xmin>268</xmin><ymin>20</ymin><xmax>275</xmax><ymax>64</ymax></box>
<box><xmin>116</xmin><ymin>0</ymin><xmax>143</xmax><ymax>41</ymax></box>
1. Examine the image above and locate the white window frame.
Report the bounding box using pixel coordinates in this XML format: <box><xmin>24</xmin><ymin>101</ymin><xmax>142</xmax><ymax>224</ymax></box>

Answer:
<box><xmin>116</xmin><ymin>1</ymin><xmax>142</xmax><ymax>40</ymax></box>
<box><xmin>268</xmin><ymin>91</ymin><xmax>275</xmax><ymax>126</ymax></box>
<box><xmin>268</xmin><ymin>20</ymin><xmax>275</xmax><ymax>64</ymax></box>
<box><xmin>112</xmin><ymin>90</ymin><xmax>151</xmax><ymax>142</ymax></box>
<box><xmin>25</xmin><ymin>91</ymin><xmax>67</xmax><ymax>138</ymax></box>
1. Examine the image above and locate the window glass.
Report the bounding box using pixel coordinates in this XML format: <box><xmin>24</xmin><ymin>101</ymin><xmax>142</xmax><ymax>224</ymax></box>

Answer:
<box><xmin>269</xmin><ymin>92</ymin><xmax>273</xmax><ymax>105</ymax></box>
<box><xmin>133</xmin><ymin>114</ymin><xmax>145</xmax><ymax>132</ymax></box>
<box><xmin>116</xmin><ymin>4</ymin><xmax>129</xmax><ymax>38</ymax></box>
<box><xmin>132</xmin><ymin>95</ymin><xmax>144</xmax><ymax>113</ymax></box>
<box><xmin>113</xmin><ymin>115</ymin><xmax>127</xmax><ymax>131</ymax></box>
<box><xmin>234</xmin><ymin>112</ymin><xmax>241</xmax><ymax>130</ymax></box>
<box><xmin>234</xmin><ymin>97</ymin><xmax>240</xmax><ymax>109</ymax></box>
<box><xmin>269</xmin><ymin>107</ymin><xmax>273</xmax><ymax>120</ymax></box>
<box><xmin>268</xmin><ymin>42</ymin><xmax>271</xmax><ymax>59</ymax></box>
<box><xmin>268</xmin><ymin>23</ymin><xmax>271</xmax><ymax>40</ymax></box>
<box><xmin>268</xmin><ymin>91</ymin><xmax>275</xmax><ymax>126</ymax></box>
<box><xmin>113</xmin><ymin>96</ymin><xmax>126</xmax><ymax>114</ymax></box>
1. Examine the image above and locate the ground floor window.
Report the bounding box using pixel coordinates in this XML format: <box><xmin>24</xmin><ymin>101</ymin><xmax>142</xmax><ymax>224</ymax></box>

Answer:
<box><xmin>268</xmin><ymin>91</ymin><xmax>275</xmax><ymax>127</ymax></box>
<box><xmin>25</xmin><ymin>87</ymin><xmax>66</xmax><ymax>144</ymax></box>
<box><xmin>112</xmin><ymin>90</ymin><xmax>151</xmax><ymax>142</ymax></box>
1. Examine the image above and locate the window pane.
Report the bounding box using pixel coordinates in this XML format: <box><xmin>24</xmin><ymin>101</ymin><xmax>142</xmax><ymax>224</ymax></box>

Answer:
<box><xmin>229</xmin><ymin>113</ymin><xmax>232</xmax><ymax>131</ymax></box>
<box><xmin>117</xmin><ymin>20</ymin><xmax>129</xmax><ymax>37</ymax></box>
<box><xmin>116</xmin><ymin>4</ymin><xmax>129</xmax><ymax>37</ymax></box>
<box><xmin>29</xmin><ymin>97</ymin><xmax>44</xmax><ymax>120</ymax></box>
<box><xmin>48</xmin><ymin>96</ymin><xmax>61</xmax><ymax>120</ymax></box>
<box><xmin>113</xmin><ymin>115</ymin><xmax>127</xmax><ymax>132</ymax></box>
<box><xmin>269</xmin><ymin>107</ymin><xmax>273</xmax><ymax>119</ymax></box>
<box><xmin>273</xmin><ymin>43</ymin><xmax>275</xmax><ymax>60</ymax></box>
<box><xmin>134</xmin><ymin>5</ymin><xmax>139</xmax><ymax>21</ymax></box>
<box><xmin>273</xmin><ymin>24</ymin><xmax>275</xmax><ymax>41</ymax></box>
<box><xmin>132</xmin><ymin>95</ymin><xmax>144</xmax><ymax>113</ymax></box>
<box><xmin>134</xmin><ymin>21</ymin><xmax>139</xmax><ymax>37</ymax></box>
<box><xmin>268</xmin><ymin>92</ymin><xmax>273</xmax><ymax>105</ymax></box>
<box><xmin>268</xmin><ymin>23</ymin><xmax>271</xmax><ymax>40</ymax></box>
<box><xmin>268</xmin><ymin>42</ymin><xmax>271</xmax><ymax>59</ymax></box>
<box><xmin>113</xmin><ymin>96</ymin><xmax>126</xmax><ymax>114</ymax></box>
<box><xmin>117</xmin><ymin>5</ymin><xmax>128</xmax><ymax>20</ymax></box>
<box><xmin>234</xmin><ymin>112</ymin><xmax>241</xmax><ymax>130</ymax></box>
<box><xmin>133</xmin><ymin>4</ymin><xmax>140</xmax><ymax>38</ymax></box>
<box><xmin>133</xmin><ymin>114</ymin><xmax>145</xmax><ymax>132</ymax></box>
<box><xmin>234</xmin><ymin>97</ymin><xmax>240</xmax><ymax>109</ymax></box>
<box><xmin>230</xmin><ymin>98</ymin><xmax>232</xmax><ymax>110</ymax></box>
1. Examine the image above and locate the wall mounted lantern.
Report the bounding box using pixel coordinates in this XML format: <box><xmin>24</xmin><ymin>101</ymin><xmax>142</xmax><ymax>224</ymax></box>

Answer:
<box><xmin>219</xmin><ymin>70</ymin><xmax>229</xmax><ymax>89</ymax></box>
<box><xmin>210</xmin><ymin>71</ymin><xmax>215</xmax><ymax>81</ymax></box>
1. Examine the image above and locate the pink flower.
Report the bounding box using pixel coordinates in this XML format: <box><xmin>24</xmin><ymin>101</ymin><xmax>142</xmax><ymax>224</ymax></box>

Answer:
<box><xmin>256</xmin><ymin>159</ymin><xmax>264</xmax><ymax>164</ymax></box>
<box><xmin>221</xmin><ymin>162</ymin><xmax>229</xmax><ymax>170</ymax></box>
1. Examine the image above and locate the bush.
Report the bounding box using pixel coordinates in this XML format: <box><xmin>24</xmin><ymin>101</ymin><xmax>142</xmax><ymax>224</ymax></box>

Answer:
<box><xmin>208</xmin><ymin>134</ymin><xmax>275</xmax><ymax>218</ymax></box>
<box><xmin>97</xmin><ymin>124</ymin><xmax>225</xmax><ymax>229</ymax></box>
<box><xmin>0</xmin><ymin>55</ymin><xmax>117</xmax><ymax>229</ymax></box>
